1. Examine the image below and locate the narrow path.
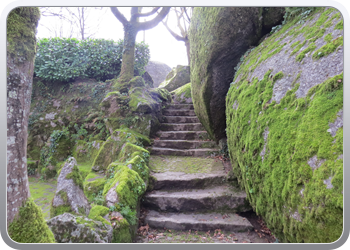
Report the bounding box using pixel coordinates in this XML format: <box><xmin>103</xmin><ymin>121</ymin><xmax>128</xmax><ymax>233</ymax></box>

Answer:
<box><xmin>138</xmin><ymin>102</ymin><xmax>275</xmax><ymax>243</ymax></box>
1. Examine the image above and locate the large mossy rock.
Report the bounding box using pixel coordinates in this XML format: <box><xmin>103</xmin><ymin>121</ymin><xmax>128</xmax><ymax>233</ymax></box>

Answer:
<box><xmin>158</xmin><ymin>65</ymin><xmax>190</xmax><ymax>92</ymax></box>
<box><xmin>47</xmin><ymin>213</ymin><xmax>113</xmax><ymax>243</ymax></box>
<box><xmin>189</xmin><ymin>7</ymin><xmax>284</xmax><ymax>142</ymax></box>
<box><xmin>171</xmin><ymin>82</ymin><xmax>192</xmax><ymax>104</ymax></box>
<box><xmin>225</xmin><ymin>8</ymin><xmax>343</xmax><ymax>243</ymax></box>
<box><xmin>101</xmin><ymin>76</ymin><xmax>171</xmax><ymax>137</ymax></box>
<box><xmin>145</xmin><ymin>61</ymin><xmax>172</xmax><ymax>87</ymax></box>
<box><xmin>91</xmin><ymin>128</ymin><xmax>150</xmax><ymax>172</ymax></box>
<box><xmin>51</xmin><ymin>157</ymin><xmax>91</xmax><ymax>218</ymax></box>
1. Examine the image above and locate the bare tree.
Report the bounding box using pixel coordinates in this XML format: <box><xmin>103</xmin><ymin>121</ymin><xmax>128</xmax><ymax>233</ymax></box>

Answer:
<box><xmin>39</xmin><ymin>7</ymin><xmax>106</xmax><ymax>40</ymax></box>
<box><xmin>162</xmin><ymin>7</ymin><xmax>193</xmax><ymax>64</ymax></box>
<box><xmin>110</xmin><ymin>7</ymin><xmax>171</xmax><ymax>84</ymax></box>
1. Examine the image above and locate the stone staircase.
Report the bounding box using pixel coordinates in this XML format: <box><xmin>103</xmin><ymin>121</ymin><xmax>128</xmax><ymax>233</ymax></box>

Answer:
<box><xmin>143</xmin><ymin>102</ymin><xmax>253</xmax><ymax>233</ymax></box>
<box><xmin>151</xmin><ymin>103</ymin><xmax>218</xmax><ymax>157</ymax></box>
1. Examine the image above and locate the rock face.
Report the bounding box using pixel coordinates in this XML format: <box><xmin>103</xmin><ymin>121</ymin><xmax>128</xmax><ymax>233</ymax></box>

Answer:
<box><xmin>158</xmin><ymin>65</ymin><xmax>190</xmax><ymax>92</ymax></box>
<box><xmin>51</xmin><ymin>157</ymin><xmax>90</xmax><ymax>217</ymax></box>
<box><xmin>189</xmin><ymin>7</ymin><xmax>284</xmax><ymax>142</ymax></box>
<box><xmin>145</xmin><ymin>61</ymin><xmax>172</xmax><ymax>87</ymax></box>
<box><xmin>225</xmin><ymin>8</ymin><xmax>343</xmax><ymax>243</ymax></box>
<box><xmin>47</xmin><ymin>213</ymin><xmax>113</xmax><ymax>243</ymax></box>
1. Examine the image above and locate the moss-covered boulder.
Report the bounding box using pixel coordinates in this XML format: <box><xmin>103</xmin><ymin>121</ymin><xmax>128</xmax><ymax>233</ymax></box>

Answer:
<box><xmin>158</xmin><ymin>65</ymin><xmax>190</xmax><ymax>92</ymax></box>
<box><xmin>189</xmin><ymin>7</ymin><xmax>284</xmax><ymax>142</ymax></box>
<box><xmin>47</xmin><ymin>213</ymin><xmax>113</xmax><ymax>243</ymax></box>
<box><xmin>129</xmin><ymin>87</ymin><xmax>160</xmax><ymax>114</ymax></box>
<box><xmin>145</xmin><ymin>60</ymin><xmax>172</xmax><ymax>87</ymax></box>
<box><xmin>51</xmin><ymin>157</ymin><xmax>91</xmax><ymax>218</ymax></box>
<box><xmin>103</xmin><ymin>164</ymin><xmax>146</xmax><ymax>209</ymax></box>
<box><xmin>91</xmin><ymin>128</ymin><xmax>150</xmax><ymax>172</ymax></box>
<box><xmin>171</xmin><ymin>82</ymin><xmax>192</xmax><ymax>104</ymax></box>
<box><xmin>225</xmin><ymin>8</ymin><xmax>343</xmax><ymax>243</ymax></box>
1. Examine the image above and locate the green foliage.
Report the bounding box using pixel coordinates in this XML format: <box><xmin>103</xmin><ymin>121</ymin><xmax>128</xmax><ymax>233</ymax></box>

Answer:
<box><xmin>270</xmin><ymin>7</ymin><xmax>316</xmax><ymax>34</ymax></box>
<box><xmin>66</xmin><ymin>164</ymin><xmax>84</xmax><ymax>190</ymax></box>
<box><xmin>119</xmin><ymin>203</ymin><xmax>138</xmax><ymax>226</ymax></box>
<box><xmin>34</xmin><ymin>38</ymin><xmax>150</xmax><ymax>82</ymax></box>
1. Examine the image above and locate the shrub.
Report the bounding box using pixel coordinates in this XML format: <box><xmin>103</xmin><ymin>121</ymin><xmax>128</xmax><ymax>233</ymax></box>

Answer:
<box><xmin>34</xmin><ymin>38</ymin><xmax>150</xmax><ymax>82</ymax></box>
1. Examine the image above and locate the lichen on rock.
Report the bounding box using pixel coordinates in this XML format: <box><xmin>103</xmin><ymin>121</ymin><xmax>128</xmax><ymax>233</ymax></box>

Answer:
<box><xmin>47</xmin><ymin>212</ymin><xmax>113</xmax><ymax>243</ymax></box>
<box><xmin>51</xmin><ymin>157</ymin><xmax>91</xmax><ymax>218</ymax></box>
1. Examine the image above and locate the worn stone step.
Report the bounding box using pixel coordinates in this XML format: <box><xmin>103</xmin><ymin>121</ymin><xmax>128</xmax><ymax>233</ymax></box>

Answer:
<box><xmin>160</xmin><ymin>123</ymin><xmax>205</xmax><ymax>132</ymax></box>
<box><xmin>163</xmin><ymin>109</ymin><xmax>196</xmax><ymax>116</ymax></box>
<box><xmin>151</xmin><ymin>171</ymin><xmax>227</xmax><ymax>190</ymax></box>
<box><xmin>143</xmin><ymin>185</ymin><xmax>251</xmax><ymax>213</ymax></box>
<box><xmin>153</xmin><ymin>140</ymin><xmax>217</xmax><ymax>150</ymax></box>
<box><xmin>144</xmin><ymin>210</ymin><xmax>253</xmax><ymax>232</ymax></box>
<box><xmin>157</xmin><ymin>131</ymin><xmax>210</xmax><ymax>140</ymax></box>
<box><xmin>166</xmin><ymin>104</ymin><xmax>194</xmax><ymax>110</ymax></box>
<box><xmin>163</xmin><ymin>116</ymin><xmax>199</xmax><ymax>124</ymax></box>
<box><xmin>151</xmin><ymin>147</ymin><xmax>218</xmax><ymax>157</ymax></box>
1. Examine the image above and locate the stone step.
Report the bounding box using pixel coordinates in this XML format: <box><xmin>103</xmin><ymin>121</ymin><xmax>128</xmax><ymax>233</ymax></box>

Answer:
<box><xmin>151</xmin><ymin>147</ymin><xmax>218</xmax><ymax>157</ymax></box>
<box><xmin>163</xmin><ymin>116</ymin><xmax>199</xmax><ymax>124</ymax></box>
<box><xmin>151</xmin><ymin>171</ymin><xmax>227</xmax><ymax>190</ymax></box>
<box><xmin>163</xmin><ymin>109</ymin><xmax>196</xmax><ymax>116</ymax></box>
<box><xmin>166</xmin><ymin>104</ymin><xmax>194</xmax><ymax>110</ymax></box>
<box><xmin>157</xmin><ymin>131</ymin><xmax>211</xmax><ymax>140</ymax></box>
<box><xmin>144</xmin><ymin>210</ymin><xmax>253</xmax><ymax>232</ymax></box>
<box><xmin>153</xmin><ymin>140</ymin><xmax>217</xmax><ymax>150</ymax></box>
<box><xmin>160</xmin><ymin>123</ymin><xmax>205</xmax><ymax>132</ymax></box>
<box><xmin>143</xmin><ymin>185</ymin><xmax>250</xmax><ymax>213</ymax></box>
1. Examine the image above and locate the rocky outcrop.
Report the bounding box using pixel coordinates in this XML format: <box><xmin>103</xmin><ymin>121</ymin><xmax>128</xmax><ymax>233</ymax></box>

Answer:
<box><xmin>189</xmin><ymin>7</ymin><xmax>284</xmax><ymax>142</ymax></box>
<box><xmin>225</xmin><ymin>8</ymin><xmax>343</xmax><ymax>243</ymax></box>
<box><xmin>47</xmin><ymin>213</ymin><xmax>113</xmax><ymax>243</ymax></box>
<box><xmin>145</xmin><ymin>61</ymin><xmax>172</xmax><ymax>87</ymax></box>
<box><xmin>158</xmin><ymin>65</ymin><xmax>190</xmax><ymax>92</ymax></box>
<box><xmin>51</xmin><ymin>157</ymin><xmax>90</xmax><ymax>217</ymax></box>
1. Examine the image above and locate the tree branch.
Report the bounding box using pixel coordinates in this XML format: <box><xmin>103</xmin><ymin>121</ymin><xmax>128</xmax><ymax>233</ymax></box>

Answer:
<box><xmin>162</xmin><ymin>20</ymin><xmax>186</xmax><ymax>42</ymax></box>
<box><xmin>137</xmin><ymin>7</ymin><xmax>171</xmax><ymax>31</ymax></box>
<box><xmin>134</xmin><ymin>7</ymin><xmax>160</xmax><ymax>17</ymax></box>
<box><xmin>110</xmin><ymin>7</ymin><xmax>129</xmax><ymax>26</ymax></box>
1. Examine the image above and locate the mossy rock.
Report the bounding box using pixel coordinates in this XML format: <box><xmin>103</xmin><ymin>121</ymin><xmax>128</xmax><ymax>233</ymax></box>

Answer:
<box><xmin>72</xmin><ymin>140</ymin><xmax>104</xmax><ymax>164</ymax></box>
<box><xmin>128</xmin><ymin>87</ymin><xmax>160</xmax><ymax>114</ymax></box>
<box><xmin>118</xmin><ymin>142</ymin><xmax>150</xmax><ymax>163</ymax></box>
<box><xmin>158</xmin><ymin>65</ymin><xmax>190</xmax><ymax>92</ymax></box>
<box><xmin>47</xmin><ymin>213</ymin><xmax>113</xmax><ymax>243</ymax></box>
<box><xmin>88</xmin><ymin>205</ymin><xmax>111</xmax><ymax>225</ymax></box>
<box><xmin>103</xmin><ymin>165</ymin><xmax>146</xmax><ymax>209</ymax></box>
<box><xmin>149</xmin><ymin>87</ymin><xmax>172</xmax><ymax>103</ymax></box>
<box><xmin>225</xmin><ymin>8</ymin><xmax>343</xmax><ymax>243</ymax></box>
<box><xmin>91</xmin><ymin>128</ymin><xmax>150</xmax><ymax>172</ymax></box>
<box><xmin>189</xmin><ymin>7</ymin><xmax>284</xmax><ymax>142</ymax></box>
<box><xmin>125</xmin><ymin>155</ymin><xmax>150</xmax><ymax>183</ymax></box>
<box><xmin>171</xmin><ymin>82</ymin><xmax>192</xmax><ymax>104</ymax></box>
<box><xmin>112</xmin><ymin>76</ymin><xmax>146</xmax><ymax>93</ymax></box>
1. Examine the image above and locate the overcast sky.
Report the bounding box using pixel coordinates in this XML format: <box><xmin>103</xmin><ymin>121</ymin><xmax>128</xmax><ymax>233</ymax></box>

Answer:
<box><xmin>37</xmin><ymin>7</ymin><xmax>189</xmax><ymax>68</ymax></box>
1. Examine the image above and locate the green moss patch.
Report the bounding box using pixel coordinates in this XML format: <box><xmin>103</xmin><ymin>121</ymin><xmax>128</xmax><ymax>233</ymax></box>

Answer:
<box><xmin>226</xmin><ymin>69</ymin><xmax>343</xmax><ymax>243</ymax></box>
<box><xmin>8</xmin><ymin>198</ymin><xmax>55</xmax><ymax>243</ymax></box>
<box><xmin>88</xmin><ymin>205</ymin><xmax>111</xmax><ymax>225</ymax></box>
<box><xmin>312</xmin><ymin>36</ymin><xmax>343</xmax><ymax>60</ymax></box>
<box><xmin>149</xmin><ymin>155</ymin><xmax>224</xmax><ymax>174</ymax></box>
<box><xmin>112</xmin><ymin>218</ymin><xmax>132</xmax><ymax>243</ymax></box>
<box><xmin>66</xmin><ymin>164</ymin><xmax>84</xmax><ymax>190</ymax></box>
<box><xmin>29</xmin><ymin>177</ymin><xmax>57</xmax><ymax>220</ymax></box>
<box><xmin>103</xmin><ymin>165</ymin><xmax>145</xmax><ymax>209</ymax></box>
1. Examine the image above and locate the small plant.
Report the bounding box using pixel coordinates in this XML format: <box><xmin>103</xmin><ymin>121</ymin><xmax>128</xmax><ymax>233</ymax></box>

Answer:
<box><xmin>119</xmin><ymin>204</ymin><xmax>138</xmax><ymax>226</ymax></box>
<box><xmin>92</xmin><ymin>190</ymin><xmax>104</xmax><ymax>205</ymax></box>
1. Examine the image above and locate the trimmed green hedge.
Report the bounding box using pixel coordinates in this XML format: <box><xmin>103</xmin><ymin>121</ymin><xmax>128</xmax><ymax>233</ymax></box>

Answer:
<box><xmin>34</xmin><ymin>38</ymin><xmax>150</xmax><ymax>82</ymax></box>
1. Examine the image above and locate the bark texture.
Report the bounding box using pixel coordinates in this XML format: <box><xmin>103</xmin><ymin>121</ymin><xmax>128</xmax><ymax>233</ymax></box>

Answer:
<box><xmin>7</xmin><ymin>7</ymin><xmax>40</xmax><ymax>226</ymax></box>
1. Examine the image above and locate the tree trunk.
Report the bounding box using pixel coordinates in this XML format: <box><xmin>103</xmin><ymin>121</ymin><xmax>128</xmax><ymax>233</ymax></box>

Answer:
<box><xmin>7</xmin><ymin>7</ymin><xmax>55</xmax><ymax>243</ymax></box>
<box><xmin>118</xmin><ymin>24</ymin><xmax>138</xmax><ymax>83</ymax></box>
<box><xmin>185</xmin><ymin>39</ymin><xmax>190</xmax><ymax>66</ymax></box>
